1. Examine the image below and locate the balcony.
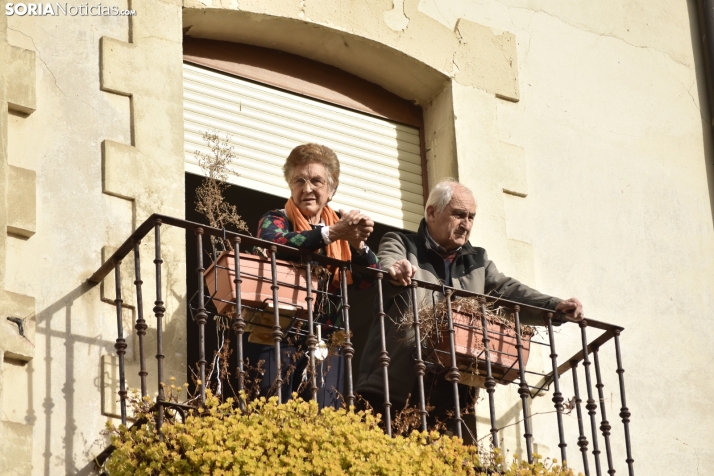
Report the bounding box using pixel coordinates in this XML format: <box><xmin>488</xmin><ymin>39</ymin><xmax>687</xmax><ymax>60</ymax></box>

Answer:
<box><xmin>89</xmin><ymin>214</ymin><xmax>635</xmax><ymax>476</ymax></box>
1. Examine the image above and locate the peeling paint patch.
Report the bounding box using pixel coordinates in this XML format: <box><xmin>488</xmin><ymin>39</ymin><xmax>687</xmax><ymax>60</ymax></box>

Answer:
<box><xmin>454</xmin><ymin>19</ymin><xmax>519</xmax><ymax>101</ymax></box>
<box><xmin>384</xmin><ymin>0</ymin><xmax>409</xmax><ymax>32</ymax></box>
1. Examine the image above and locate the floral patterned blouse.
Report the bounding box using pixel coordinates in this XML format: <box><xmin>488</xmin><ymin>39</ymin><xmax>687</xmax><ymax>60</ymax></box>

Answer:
<box><xmin>257</xmin><ymin>209</ymin><xmax>379</xmax><ymax>270</ymax></box>
<box><xmin>256</xmin><ymin>209</ymin><xmax>380</xmax><ymax>330</ymax></box>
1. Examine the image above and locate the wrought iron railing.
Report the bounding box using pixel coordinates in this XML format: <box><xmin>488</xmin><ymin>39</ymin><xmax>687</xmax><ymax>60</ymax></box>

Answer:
<box><xmin>88</xmin><ymin>214</ymin><xmax>634</xmax><ymax>475</ymax></box>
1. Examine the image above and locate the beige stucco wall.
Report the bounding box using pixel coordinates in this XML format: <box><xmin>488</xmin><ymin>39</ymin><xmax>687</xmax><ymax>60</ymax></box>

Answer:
<box><xmin>1</xmin><ymin>3</ymin><xmax>38</xmax><ymax>474</ymax></box>
<box><xmin>433</xmin><ymin>1</ymin><xmax>714</xmax><ymax>473</ymax></box>
<box><xmin>0</xmin><ymin>0</ymin><xmax>712</xmax><ymax>474</ymax></box>
<box><xmin>1</xmin><ymin>0</ymin><xmax>187</xmax><ymax>474</ymax></box>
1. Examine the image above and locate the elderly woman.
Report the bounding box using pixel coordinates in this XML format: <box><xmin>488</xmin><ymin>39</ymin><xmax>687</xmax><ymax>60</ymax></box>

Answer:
<box><xmin>246</xmin><ymin>143</ymin><xmax>379</xmax><ymax>409</ymax></box>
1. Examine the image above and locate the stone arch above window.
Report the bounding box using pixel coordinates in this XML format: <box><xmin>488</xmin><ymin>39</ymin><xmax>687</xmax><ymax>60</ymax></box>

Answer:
<box><xmin>182</xmin><ymin>4</ymin><xmax>521</xmax><ymax>188</ymax></box>
<box><xmin>181</xmin><ymin>3</ymin><xmax>519</xmax><ymax>104</ymax></box>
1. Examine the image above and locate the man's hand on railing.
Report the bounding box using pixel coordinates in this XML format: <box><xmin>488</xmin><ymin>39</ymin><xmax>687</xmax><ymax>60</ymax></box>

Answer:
<box><xmin>387</xmin><ymin>259</ymin><xmax>417</xmax><ymax>286</ymax></box>
<box><xmin>555</xmin><ymin>297</ymin><xmax>584</xmax><ymax>322</ymax></box>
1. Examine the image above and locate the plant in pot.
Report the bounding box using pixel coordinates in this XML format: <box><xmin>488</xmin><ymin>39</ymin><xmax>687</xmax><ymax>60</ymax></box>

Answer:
<box><xmin>193</xmin><ymin>130</ymin><xmax>318</xmax><ymax>348</ymax></box>
<box><xmin>413</xmin><ymin>296</ymin><xmax>535</xmax><ymax>386</ymax></box>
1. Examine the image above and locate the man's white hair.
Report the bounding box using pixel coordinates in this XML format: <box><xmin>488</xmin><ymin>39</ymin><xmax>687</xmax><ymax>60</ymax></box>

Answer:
<box><xmin>424</xmin><ymin>179</ymin><xmax>475</xmax><ymax>219</ymax></box>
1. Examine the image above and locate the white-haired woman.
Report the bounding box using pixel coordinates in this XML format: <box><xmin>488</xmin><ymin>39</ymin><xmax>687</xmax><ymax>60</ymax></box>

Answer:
<box><xmin>248</xmin><ymin>143</ymin><xmax>379</xmax><ymax>409</ymax></box>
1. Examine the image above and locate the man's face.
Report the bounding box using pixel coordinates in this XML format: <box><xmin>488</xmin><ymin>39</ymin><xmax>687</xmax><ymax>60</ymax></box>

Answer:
<box><xmin>426</xmin><ymin>187</ymin><xmax>476</xmax><ymax>251</ymax></box>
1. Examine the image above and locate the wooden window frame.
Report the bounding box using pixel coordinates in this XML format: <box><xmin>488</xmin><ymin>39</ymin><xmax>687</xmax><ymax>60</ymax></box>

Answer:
<box><xmin>183</xmin><ymin>38</ymin><xmax>429</xmax><ymax>201</ymax></box>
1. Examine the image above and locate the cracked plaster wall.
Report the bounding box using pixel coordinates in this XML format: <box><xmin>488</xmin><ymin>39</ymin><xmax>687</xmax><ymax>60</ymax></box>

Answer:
<box><xmin>182</xmin><ymin>0</ymin><xmax>520</xmax><ymax>103</ymax></box>
<box><xmin>1</xmin><ymin>0</ymin><xmax>187</xmax><ymax>474</ymax></box>
<box><xmin>99</xmin><ymin>0</ymin><xmax>187</xmax><ymax>429</ymax></box>
<box><xmin>1</xmin><ymin>2</ymin><xmax>37</xmax><ymax>474</ymax></box>
<box><xmin>419</xmin><ymin>1</ymin><xmax>714</xmax><ymax>474</ymax></box>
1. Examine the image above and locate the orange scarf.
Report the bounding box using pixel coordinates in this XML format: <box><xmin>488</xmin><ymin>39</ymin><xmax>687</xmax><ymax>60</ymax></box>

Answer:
<box><xmin>285</xmin><ymin>198</ymin><xmax>353</xmax><ymax>285</ymax></box>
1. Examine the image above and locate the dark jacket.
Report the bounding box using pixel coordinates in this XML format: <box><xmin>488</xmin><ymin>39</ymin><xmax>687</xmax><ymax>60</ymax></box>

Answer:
<box><xmin>355</xmin><ymin>220</ymin><xmax>562</xmax><ymax>405</ymax></box>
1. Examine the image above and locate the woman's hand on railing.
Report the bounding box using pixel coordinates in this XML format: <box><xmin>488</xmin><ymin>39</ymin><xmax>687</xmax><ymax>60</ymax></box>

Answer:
<box><xmin>555</xmin><ymin>297</ymin><xmax>584</xmax><ymax>322</ymax></box>
<box><xmin>387</xmin><ymin>259</ymin><xmax>417</xmax><ymax>286</ymax></box>
<box><xmin>330</xmin><ymin>209</ymin><xmax>375</xmax><ymax>249</ymax></box>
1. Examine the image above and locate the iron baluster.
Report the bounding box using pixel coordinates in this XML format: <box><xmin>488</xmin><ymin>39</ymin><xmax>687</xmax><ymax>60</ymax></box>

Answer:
<box><xmin>231</xmin><ymin>237</ymin><xmax>245</xmax><ymax>405</ymax></box>
<box><xmin>304</xmin><ymin>259</ymin><xmax>317</xmax><ymax>402</ymax></box>
<box><xmin>269</xmin><ymin>246</ymin><xmax>284</xmax><ymax>403</ymax></box>
<box><xmin>593</xmin><ymin>346</ymin><xmax>615</xmax><ymax>475</ymax></box>
<box><xmin>113</xmin><ymin>262</ymin><xmax>128</xmax><ymax>426</ymax></box>
<box><xmin>546</xmin><ymin>313</ymin><xmax>568</xmax><ymax>466</ymax></box>
<box><xmin>153</xmin><ymin>219</ymin><xmax>165</xmax><ymax>432</ymax></box>
<box><xmin>613</xmin><ymin>331</ymin><xmax>634</xmax><ymax>476</ymax></box>
<box><xmin>513</xmin><ymin>305</ymin><xmax>533</xmax><ymax>463</ymax></box>
<box><xmin>571</xmin><ymin>361</ymin><xmax>591</xmax><ymax>476</ymax></box>
<box><xmin>375</xmin><ymin>273</ymin><xmax>392</xmax><ymax>436</ymax></box>
<box><xmin>480</xmin><ymin>303</ymin><xmax>499</xmax><ymax>449</ymax></box>
<box><xmin>580</xmin><ymin>322</ymin><xmax>602</xmax><ymax>476</ymax></box>
<box><xmin>472</xmin><ymin>404</ymin><xmax>478</xmax><ymax>443</ymax></box>
<box><xmin>410</xmin><ymin>283</ymin><xmax>428</xmax><ymax>432</ymax></box>
<box><xmin>443</xmin><ymin>289</ymin><xmax>463</xmax><ymax>439</ymax></box>
<box><xmin>194</xmin><ymin>228</ymin><xmax>208</xmax><ymax>404</ymax></box>
<box><xmin>133</xmin><ymin>242</ymin><xmax>148</xmax><ymax>398</ymax></box>
<box><xmin>340</xmin><ymin>266</ymin><xmax>356</xmax><ymax>408</ymax></box>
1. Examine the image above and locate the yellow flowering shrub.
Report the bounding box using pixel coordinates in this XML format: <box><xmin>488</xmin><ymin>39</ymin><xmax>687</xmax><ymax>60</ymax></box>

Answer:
<box><xmin>104</xmin><ymin>393</ymin><xmax>577</xmax><ymax>476</ymax></box>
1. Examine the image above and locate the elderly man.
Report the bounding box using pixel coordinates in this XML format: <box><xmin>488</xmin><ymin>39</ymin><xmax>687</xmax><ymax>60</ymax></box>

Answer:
<box><xmin>355</xmin><ymin>179</ymin><xmax>583</xmax><ymax>425</ymax></box>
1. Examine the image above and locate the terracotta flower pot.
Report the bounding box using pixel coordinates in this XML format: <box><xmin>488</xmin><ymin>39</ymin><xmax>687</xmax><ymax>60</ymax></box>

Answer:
<box><xmin>203</xmin><ymin>251</ymin><xmax>318</xmax><ymax>318</ymax></box>
<box><xmin>432</xmin><ymin>310</ymin><xmax>531</xmax><ymax>386</ymax></box>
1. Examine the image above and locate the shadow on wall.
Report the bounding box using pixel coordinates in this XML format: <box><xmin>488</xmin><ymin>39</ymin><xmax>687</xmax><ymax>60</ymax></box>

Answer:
<box><xmin>687</xmin><ymin>0</ymin><xmax>714</xmax><ymax>229</ymax></box>
<box><xmin>32</xmin><ymin>280</ymin><xmax>187</xmax><ymax>474</ymax></box>
<box><xmin>33</xmin><ymin>284</ymin><xmax>97</xmax><ymax>475</ymax></box>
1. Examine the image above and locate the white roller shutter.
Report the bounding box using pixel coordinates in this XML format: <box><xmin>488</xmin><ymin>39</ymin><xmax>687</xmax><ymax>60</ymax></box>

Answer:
<box><xmin>183</xmin><ymin>62</ymin><xmax>424</xmax><ymax>231</ymax></box>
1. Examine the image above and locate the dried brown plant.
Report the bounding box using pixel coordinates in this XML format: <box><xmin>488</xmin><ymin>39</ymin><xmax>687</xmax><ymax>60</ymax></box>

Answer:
<box><xmin>401</xmin><ymin>296</ymin><xmax>536</xmax><ymax>343</ymax></box>
<box><xmin>390</xmin><ymin>396</ymin><xmax>444</xmax><ymax>437</ymax></box>
<box><xmin>242</xmin><ymin>359</ymin><xmax>267</xmax><ymax>401</ymax></box>
<box><xmin>194</xmin><ymin>129</ymin><xmax>248</xmax><ymax>250</ymax></box>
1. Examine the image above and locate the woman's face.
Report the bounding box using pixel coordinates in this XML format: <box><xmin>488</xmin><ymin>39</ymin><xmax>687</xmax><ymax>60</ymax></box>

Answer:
<box><xmin>288</xmin><ymin>161</ymin><xmax>333</xmax><ymax>223</ymax></box>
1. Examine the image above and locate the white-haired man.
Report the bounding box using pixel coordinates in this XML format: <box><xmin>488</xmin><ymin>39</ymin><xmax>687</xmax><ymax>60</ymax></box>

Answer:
<box><xmin>356</xmin><ymin>179</ymin><xmax>583</xmax><ymax>427</ymax></box>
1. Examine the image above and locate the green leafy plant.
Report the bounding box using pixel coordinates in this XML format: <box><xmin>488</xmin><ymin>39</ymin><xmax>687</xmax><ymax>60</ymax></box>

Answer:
<box><xmin>103</xmin><ymin>392</ymin><xmax>578</xmax><ymax>476</ymax></box>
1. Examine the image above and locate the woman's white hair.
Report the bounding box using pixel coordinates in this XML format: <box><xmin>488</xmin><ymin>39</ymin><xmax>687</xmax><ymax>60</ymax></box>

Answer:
<box><xmin>424</xmin><ymin>178</ymin><xmax>475</xmax><ymax>218</ymax></box>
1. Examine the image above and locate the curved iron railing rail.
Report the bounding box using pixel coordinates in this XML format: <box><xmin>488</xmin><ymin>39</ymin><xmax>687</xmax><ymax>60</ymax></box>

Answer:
<box><xmin>88</xmin><ymin>214</ymin><xmax>634</xmax><ymax>476</ymax></box>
